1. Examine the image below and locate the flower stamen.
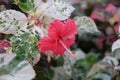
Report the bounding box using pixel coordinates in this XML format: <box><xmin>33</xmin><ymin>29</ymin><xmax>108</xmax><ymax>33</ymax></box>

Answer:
<box><xmin>59</xmin><ymin>40</ymin><xmax>76</xmax><ymax>59</ymax></box>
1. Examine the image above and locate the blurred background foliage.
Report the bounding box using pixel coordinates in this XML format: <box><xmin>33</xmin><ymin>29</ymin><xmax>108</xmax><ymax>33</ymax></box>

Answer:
<box><xmin>0</xmin><ymin>0</ymin><xmax>120</xmax><ymax>80</ymax></box>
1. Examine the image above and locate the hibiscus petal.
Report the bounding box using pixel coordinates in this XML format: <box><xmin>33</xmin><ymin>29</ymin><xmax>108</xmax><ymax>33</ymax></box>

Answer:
<box><xmin>62</xmin><ymin>19</ymin><xmax>77</xmax><ymax>39</ymax></box>
<box><xmin>38</xmin><ymin>37</ymin><xmax>57</xmax><ymax>53</ymax></box>
<box><xmin>54</xmin><ymin>42</ymin><xmax>65</xmax><ymax>55</ymax></box>
<box><xmin>62</xmin><ymin>36</ymin><xmax>75</xmax><ymax>48</ymax></box>
<box><xmin>54</xmin><ymin>36</ymin><xmax>75</xmax><ymax>55</ymax></box>
<box><xmin>38</xmin><ymin>19</ymin><xmax>77</xmax><ymax>55</ymax></box>
<box><xmin>38</xmin><ymin>37</ymin><xmax>66</xmax><ymax>55</ymax></box>
<box><xmin>48</xmin><ymin>19</ymin><xmax>65</xmax><ymax>39</ymax></box>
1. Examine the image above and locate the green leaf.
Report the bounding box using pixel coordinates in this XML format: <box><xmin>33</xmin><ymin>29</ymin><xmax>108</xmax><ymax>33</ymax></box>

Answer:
<box><xmin>117</xmin><ymin>71</ymin><xmax>120</xmax><ymax>80</ymax></box>
<box><xmin>18</xmin><ymin>2</ymin><xmax>31</xmax><ymax>12</ymax></box>
<box><xmin>17</xmin><ymin>0</ymin><xmax>34</xmax><ymax>12</ymax></box>
<box><xmin>85</xmin><ymin>52</ymin><xmax>99</xmax><ymax>64</ymax></box>
<box><xmin>48</xmin><ymin>69</ymin><xmax>54</xmax><ymax>80</ymax></box>
<box><xmin>75</xmin><ymin>52</ymin><xmax>99</xmax><ymax>74</ymax></box>
<box><xmin>72</xmin><ymin>68</ymin><xmax>83</xmax><ymax>80</ymax></box>
<box><xmin>10</xmin><ymin>33</ymin><xmax>40</xmax><ymax>63</ymax></box>
<box><xmin>56</xmin><ymin>55</ymin><xmax>64</xmax><ymax>66</ymax></box>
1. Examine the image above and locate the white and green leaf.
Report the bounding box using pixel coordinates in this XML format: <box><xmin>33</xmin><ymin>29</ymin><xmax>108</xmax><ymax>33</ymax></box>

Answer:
<box><xmin>10</xmin><ymin>33</ymin><xmax>40</xmax><ymax>64</ymax></box>
<box><xmin>112</xmin><ymin>39</ymin><xmax>120</xmax><ymax>59</ymax></box>
<box><xmin>102</xmin><ymin>56</ymin><xmax>119</xmax><ymax>67</ymax></box>
<box><xmin>52</xmin><ymin>67</ymin><xmax>71</xmax><ymax>80</ymax></box>
<box><xmin>63</xmin><ymin>49</ymin><xmax>85</xmax><ymax>76</ymax></box>
<box><xmin>0</xmin><ymin>54</ymin><xmax>35</xmax><ymax>80</ymax></box>
<box><xmin>0</xmin><ymin>61</ymin><xmax>35</xmax><ymax>80</ymax></box>
<box><xmin>32</xmin><ymin>0</ymin><xmax>74</xmax><ymax>20</ymax></box>
<box><xmin>43</xmin><ymin>0</ymin><xmax>75</xmax><ymax>20</ymax></box>
<box><xmin>74</xmin><ymin>16</ymin><xmax>100</xmax><ymax>35</ymax></box>
<box><xmin>33</xmin><ymin>0</ymin><xmax>47</xmax><ymax>16</ymax></box>
<box><xmin>87</xmin><ymin>63</ymin><xmax>107</xmax><ymax>79</ymax></box>
<box><xmin>0</xmin><ymin>54</ymin><xmax>16</xmax><ymax>67</ymax></box>
<box><xmin>0</xmin><ymin>10</ymin><xmax>27</xmax><ymax>35</ymax></box>
<box><xmin>94</xmin><ymin>73</ymin><xmax>111</xmax><ymax>80</ymax></box>
<box><xmin>112</xmin><ymin>39</ymin><xmax>120</xmax><ymax>52</ymax></box>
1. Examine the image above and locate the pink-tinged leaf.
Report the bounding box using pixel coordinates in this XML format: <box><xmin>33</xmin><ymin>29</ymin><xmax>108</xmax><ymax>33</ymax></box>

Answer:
<box><xmin>90</xmin><ymin>11</ymin><xmax>105</xmax><ymax>22</ymax></box>
<box><xmin>0</xmin><ymin>40</ymin><xmax>11</xmax><ymax>53</ymax></box>
<box><xmin>0</xmin><ymin>40</ymin><xmax>11</xmax><ymax>48</ymax></box>
<box><xmin>105</xmin><ymin>3</ymin><xmax>117</xmax><ymax>13</ymax></box>
<box><xmin>119</xmin><ymin>25</ymin><xmax>120</xmax><ymax>36</ymax></box>
<box><xmin>0</xmin><ymin>48</ymin><xmax>6</xmax><ymax>53</ymax></box>
<box><xmin>114</xmin><ymin>24</ymin><xmax>120</xmax><ymax>34</ymax></box>
<box><xmin>0</xmin><ymin>0</ymin><xmax>9</xmax><ymax>4</ymax></box>
<box><xmin>113</xmin><ymin>8</ymin><xmax>120</xmax><ymax>22</ymax></box>
<box><xmin>71</xmin><ymin>0</ymin><xmax>82</xmax><ymax>4</ymax></box>
<box><xmin>93</xmin><ymin>35</ymin><xmax>105</xmax><ymax>50</ymax></box>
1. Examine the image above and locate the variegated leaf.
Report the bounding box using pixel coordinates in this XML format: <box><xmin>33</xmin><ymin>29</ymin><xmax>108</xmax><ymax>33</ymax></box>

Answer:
<box><xmin>63</xmin><ymin>49</ymin><xmax>85</xmax><ymax>76</ymax></box>
<box><xmin>0</xmin><ymin>54</ymin><xmax>16</xmax><ymax>67</ymax></box>
<box><xmin>30</xmin><ymin>25</ymin><xmax>45</xmax><ymax>38</ymax></box>
<box><xmin>52</xmin><ymin>67</ymin><xmax>71</xmax><ymax>80</ymax></box>
<box><xmin>102</xmin><ymin>56</ymin><xmax>118</xmax><ymax>66</ymax></box>
<box><xmin>43</xmin><ymin>0</ymin><xmax>74</xmax><ymax>20</ymax></box>
<box><xmin>94</xmin><ymin>73</ymin><xmax>111</xmax><ymax>80</ymax></box>
<box><xmin>113</xmin><ymin>49</ymin><xmax>120</xmax><ymax>59</ymax></box>
<box><xmin>112</xmin><ymin>39</ymin><xmax>120</xmax><ymax>52</ymax></box>
<box><xmin>74</xmin><ymin>16</ymin><xmax>100</xmax><ymax>34</ymax></box>
<box><xmin>87</xmin><ymin>63</ymin><xmax>107</xmax><ymax>78</ymax></box>
<box><xmin>0</xmin><ymin>61</ymin><xmax>35</xmax><ymax>80</ymax></box>
<box><xmin>0</xmin><ymin>54</ymin><xmax>35</xmax><ymax>80</ymax></box>
<box><xmin>0</xmin><ymin>10</ymin><xmax>27</xmax><ymax>34</ymax></box>
<box><xmin>33</xmin><ymin>0</ymin><xmax>47</xmax><ymax>16</ymax></box>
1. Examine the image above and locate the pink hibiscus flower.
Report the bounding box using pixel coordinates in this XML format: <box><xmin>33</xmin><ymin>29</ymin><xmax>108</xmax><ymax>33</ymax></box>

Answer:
<box><xmin>38</xmin><ymin>19</ymin><xmax>77</xmax><ymax>56</ymax></box>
